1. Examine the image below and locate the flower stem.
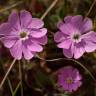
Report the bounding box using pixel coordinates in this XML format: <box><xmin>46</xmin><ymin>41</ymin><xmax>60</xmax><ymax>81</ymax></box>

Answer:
<box><xmin>36</xmin><ymin>55</ymin><xmax>96</xmax><ymax>81</ymax></box>
<box><xmin>40</xmin><ymin>0</ymin><xmax>58</xmax><ymax>20</ymax></box>
<box><xmin>19</xmin><ymin>61</ymin><xmax>23</xmax><ymax>96</ymax></box>
<box><xmin>0</xmin><ymin>59</ymin><xmax>16</xmax><ymax>89</ymax></box>
<box><xmin>0</xmin><ymin>59</ymin><xmax>14</xmax><ymax>95</ymax></box>
<box><xmin>86</xmin><ymin>0</ymin><xmax>96</xmax><ymax>17</ymax></box>
<box><xmin>13</xmin><ymin>81</ymin><xmax>21</xmax><ymax>96</ymax></box>
<box><xmin>0</xmin><ymin>1</ymin><xmax>24</xmax><ymax>13</ymax></box>
<box><xmin>71</xmin><ymin>59</ymin><xmax>96</xmax><ymax>81</ymax></box>
<box><xmin>7</xmin><ymin>78</ymin><xmax>14</xmax><ymax>96</ymax></box>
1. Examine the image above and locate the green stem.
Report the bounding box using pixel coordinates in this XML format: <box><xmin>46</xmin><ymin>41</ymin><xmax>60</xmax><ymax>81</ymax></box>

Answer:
<box><xmin>19</xmin><ymin>61</ymin><xmax>23</xmax><ymax>96</ymax></box>
<box><xmin>13</xmin><ymin>81</ymin><xmax>21</xmax><ymax>96</ymax></box>
<box><xmin>7</xmin><ymin>79</ymin><xmax>14</xmax><ymax>96</ymax></box>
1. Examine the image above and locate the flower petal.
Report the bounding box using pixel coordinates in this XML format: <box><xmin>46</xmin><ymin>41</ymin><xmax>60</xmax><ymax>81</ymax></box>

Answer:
<box><xmin>20</xmin><ymin>10</ymin><xmax>32</xmax><ymax>28</ymax></box>
<box><xmin>57</xmin><ymin>66</ymin><xmax>82</xmax><ymax>92</ymax></box>
<box><xmin>63</xmin><ymin>44</ymin><xmax>74</xmax><ymax>58</ymax></box>
<box><xmin>59</xmin><ymin>23</ymin><xmax>75</xmax><ymax>35</ymax></box>
<box><xmin>27</xmin><ymin>42</ymin><xmax>43</xmax><ymax>52</ymax></box>
<box><xmin>54</xmin><ymin>32</ymin><xmax>65</xmax><ymax>43</ymax></box>
<box><xmin>82</xmin><ymin>31</ymin><xmax>96</xmax><ymax>41</ymax></box>
<box><xmin>64</xmin><ymin>16</ymin><xmax>72</xmax><ymax>23</ymax></box>
<box><xmin>31</xmin><ymin>36</ymin><xmax>47</xmax><ymax>45</ymax></box>
<box><xmin>0</xmin><ymin>23</ymin><xmax>12</xmax><ymax>35</ymax></box>
<box><xmin>30</xmin><ymin>28</ymin><xmax>47</xmax><ymax>38</ymax></box>
<box><xmin>57</xmin><ymin>39</ymin><xmax>72</xmax><ymax>49</ymax></box>
<box><xmin>61</xmin><ymin>82</ymin><xmax>69</xmax><ymax>91</ymax></box>
<box><xmin>10</xmin><ymin>40</ymin><xmax>22</xmax><ymax>60</ymax></box>
<box><xmin>57</xmin><ymin>21</ymin><xmax>64</xmax><ymax>28</ymax></box>
<box><xmin>84</xmin><ymin>41</ymin><xmax>96</xmax><ymax>52</ymax></box>
<box><xmin>1</xmin><ymin>37</ymin><xmax>18</xmax><ymax>48</ymax></box>
<box><xmin>82</xmin><ymin>31</ymin><xmax>96</xmax><ymax>52</ymax></box>
<box><xmin>8</xmin><ymin>10</ymin><xmax>20</xmax><ymax>31</ymax></box>
<box><xmin>22</xmin><ymin>45</ymin><xmax>35</xmax><ymax>60</ymax></box>
<box><xmin>58</xmin><ymin>66</ymin><xmax>73</xmax><ymax>77</ymax></box>
<box><xmin>74</xmin><ymin>43</ymin><xmax>85</xmax><ymax>59</ymax></box>
<box><xmin>28</xmin><ymin>18</ymin><xmax>44</xmax><ymax>29</ymax></box>
<box><xmin>81</xmin><ymin>17</ymin><xmax>93</xmax><ymax>33</ymax></box>
<box><xmin>71</xmin><ymin>82</ymin><xmax>82</xmax><ymax>91</ymax></box>
<box><xmin>72</xmin><ymin>68</ymin><xmax>82</xmax><ymax>80</ymax></box>
<box><xmin>71</xmin><ymin>15</ymin><xmax>83</xmax><ymax>28</ymax></box>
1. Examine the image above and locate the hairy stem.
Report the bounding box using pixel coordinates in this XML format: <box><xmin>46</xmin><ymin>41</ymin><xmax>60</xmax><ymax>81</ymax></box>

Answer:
<box><xmin>36</xmin><ymin>55</ymin><xmax>96</xmax><ymax>81</ymax></box>
<box><xmin>40</xmin><ymin>0</ymin><xmax>58</xmax><ymax>20</ymax></box>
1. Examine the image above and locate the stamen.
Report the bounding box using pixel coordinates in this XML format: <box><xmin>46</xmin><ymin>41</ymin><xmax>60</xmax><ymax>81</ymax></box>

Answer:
<box><xmin>66</xmin><ymin>77</ymin><xmax>73</xmax><ymax>84</ymax></box>
<box><xmin>73</xmin><ymin>34</ymin><xmax>80</xmax><ymax>40</ymax></box>
<box><xmin>20</xmin><ymin>32</ymin><xmax>27</xmax><ymax>38</ymax></box>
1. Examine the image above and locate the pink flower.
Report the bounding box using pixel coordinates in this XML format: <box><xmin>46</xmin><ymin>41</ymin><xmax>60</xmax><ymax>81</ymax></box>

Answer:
<box><xmin>0</xmin><ymin>10</ymin><xmax>47</xmax><ymax>60</ymax></box>
<box><xmin>57</xmin><ymin>66</ymin><xmax>82</xmax><ymax>92</ymax></box>
<box><xmin>54</xmin><ymin>15</ymin><xmax>96</xmax><ymax>59</ymax></box>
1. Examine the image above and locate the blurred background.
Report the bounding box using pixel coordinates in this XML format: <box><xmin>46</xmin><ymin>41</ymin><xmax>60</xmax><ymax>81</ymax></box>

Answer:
<box><xmin>0</xmin><ymin>0</ymin><xmax>96</xmax><ymax>96</ymax></box>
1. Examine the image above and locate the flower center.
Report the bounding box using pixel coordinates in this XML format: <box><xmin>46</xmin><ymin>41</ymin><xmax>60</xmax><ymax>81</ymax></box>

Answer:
<box><xmin>66</xmin><ymin>77</ymin><xmax>73</xmax><ymax>84</ymax></box>
<box><xmin>20</xmin><ymin>32</ymin><xmax>27</xmax><ymax>38</ymax></box>
<box><xmin>19</xmin><ymin>31</ymin><xmax>29</xmax><ymax>41</ymax></box>
<box><xmin>73</xmin><ymin>34</ymin><xmax>80</xmax><ymax>40</ymax></box>
<box><xmin>72</xmin><ymin>33</ymin><xmax>81</xmax><ymax>43</ymax></box>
